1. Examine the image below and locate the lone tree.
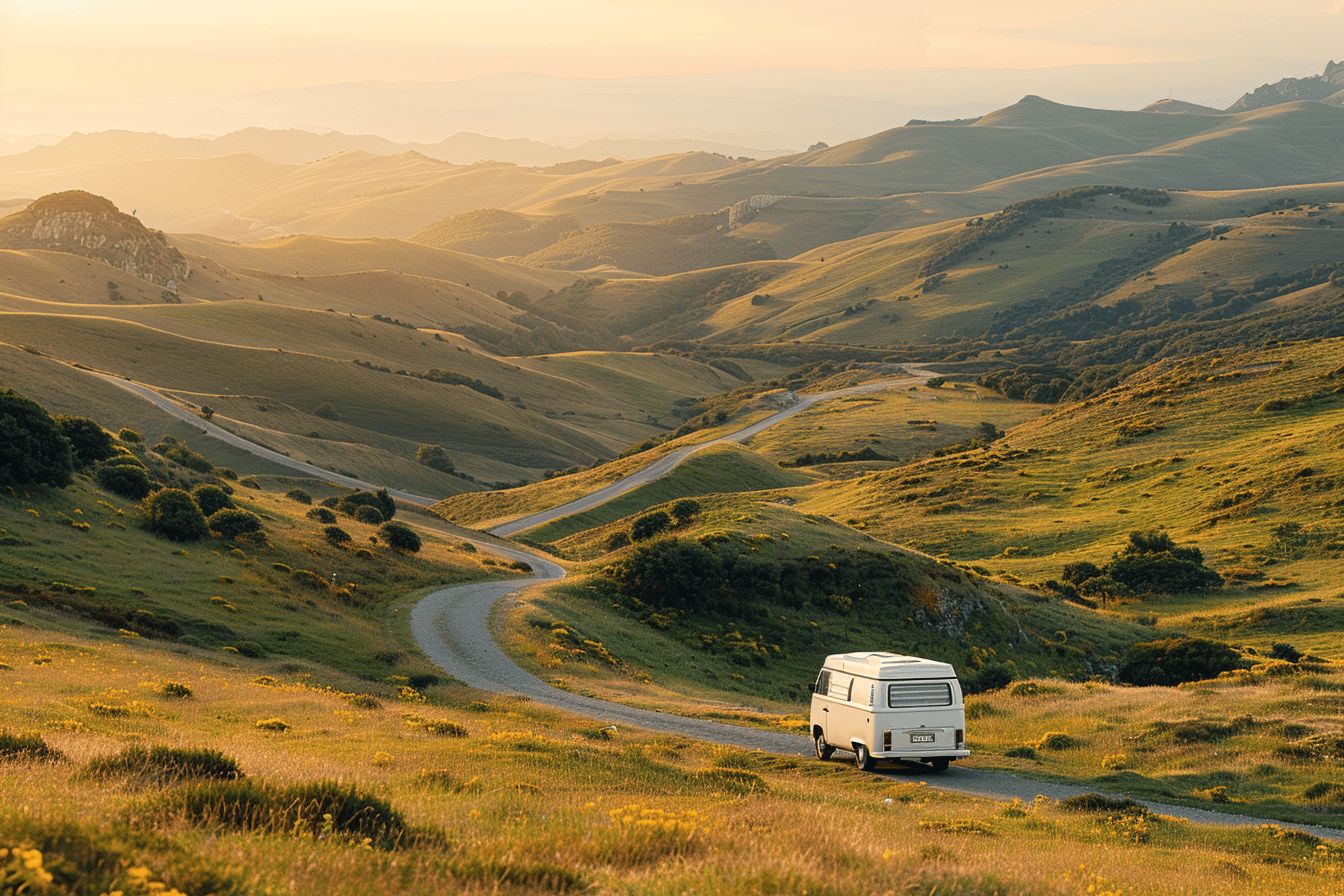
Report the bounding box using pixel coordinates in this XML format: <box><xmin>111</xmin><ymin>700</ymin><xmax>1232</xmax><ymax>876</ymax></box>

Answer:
<box><xmin>379</xmin><ymin>520</ymin><xmax>422</xmax><ymax>553</ymax></box>
<box><xmin>0</xmin><ymin>389</ymin><xmax>74</xmax><ymax>488</ymax></box>
<box><xmin>142</xmin><ymin>488</ymin><xmax>209</xmax><ymax>542</ymax></box>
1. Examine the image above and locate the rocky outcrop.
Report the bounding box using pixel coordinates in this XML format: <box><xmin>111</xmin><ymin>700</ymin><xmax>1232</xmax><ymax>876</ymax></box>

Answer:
<box><xmin>0</xmin><ymin>191</ymin><xmax>190</xmax><ymax>287</ymax></box>
<box><xmin>1227</xmin><ymin>59</ymin><xmax>1344</xmax><ymax>113</ymax></box>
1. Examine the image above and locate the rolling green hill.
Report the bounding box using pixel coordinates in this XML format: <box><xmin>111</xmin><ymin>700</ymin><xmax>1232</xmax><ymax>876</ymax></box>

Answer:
<box><xmin>798</xmin><ymin>340</ymin><xmax>1344</xmax><ymax>658</ymax></box>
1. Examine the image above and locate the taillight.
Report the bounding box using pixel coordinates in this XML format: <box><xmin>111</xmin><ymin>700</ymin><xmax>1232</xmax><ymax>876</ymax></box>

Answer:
<box><xmin>883</xmin><ymin>730</ymin><xmax>892</xmax><ymax>750</ymax></box>
<box><xmin>955</xmin><ymin>728</ymin><xmax>964</xmax><ymax>746</ymax></box>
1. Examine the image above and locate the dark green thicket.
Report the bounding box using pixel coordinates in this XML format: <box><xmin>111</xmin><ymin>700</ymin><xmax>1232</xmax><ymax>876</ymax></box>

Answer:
<box><xmin>54</xmin><ymin>415</ymin><xmax>117</xmax><ymax>469</ymax></box>
<box><xmin>379</xmin><ymin>520</ymin><xmax>422</xmax><ymax>553</ymax></box>
<box><xmin>0</xmin><ymin>388</ymin><xmax>74</xmax><ymax>487</ymax></box>
<box><xmin>1117</xmin><ymin>637</ymin><xmax>1243</xmax><ymax>686</ymax></box>
<box><xmin>339</xmin><ymin>488</ymin><xmax>396</xmax><ymax>522</ymax></box>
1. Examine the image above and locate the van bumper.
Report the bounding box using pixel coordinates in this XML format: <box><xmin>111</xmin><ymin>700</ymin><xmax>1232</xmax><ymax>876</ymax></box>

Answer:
<box><xmin>876</xmin><ymin>748</ymin><xmax>971</xmax><ymax>761</ymax></box>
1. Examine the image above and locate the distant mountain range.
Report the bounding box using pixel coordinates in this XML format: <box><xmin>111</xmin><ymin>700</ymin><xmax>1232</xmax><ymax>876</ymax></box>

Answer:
<box><xmin>0</xmin><ymin>128</ymin><xmax>777</xmax><ymax>170</ymax></box>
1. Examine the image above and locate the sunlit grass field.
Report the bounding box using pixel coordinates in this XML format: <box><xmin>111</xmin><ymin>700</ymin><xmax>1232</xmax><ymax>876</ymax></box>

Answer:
<box><xmin>2</xmin><ymin>618</ymin><xmax>1341</xmax><ymax>894</ymax></box>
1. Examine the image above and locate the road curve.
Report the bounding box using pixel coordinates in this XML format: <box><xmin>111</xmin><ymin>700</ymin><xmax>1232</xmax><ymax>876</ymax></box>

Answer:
<box><xmin>489</xmin><ymin>366</ymin><xmax>939</xmax><ymax>536</ymax></box>
<box><xmin>88</xmin><ymin>366</ymin><xmax>1344</xmax><ymax>841</ymax></box>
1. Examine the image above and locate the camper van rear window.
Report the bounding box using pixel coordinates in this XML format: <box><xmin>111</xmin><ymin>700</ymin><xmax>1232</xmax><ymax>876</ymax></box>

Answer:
<box><xmin>887</xmin><ymin>681</ymin><xmax>952</xmax><ymax>708</ymax></box>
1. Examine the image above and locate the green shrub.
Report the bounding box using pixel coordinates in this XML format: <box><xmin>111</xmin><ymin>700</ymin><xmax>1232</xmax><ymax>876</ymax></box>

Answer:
<box><xmin>0</xmin><ymin>388</ymin><xmax>74</xmax><ymax>487</ymax></box>
<box><xmin>1003</xmin><ymin>745</ymin><xmax>1038</xmax><ymax>760</ymax></box>
<box><xmin>630</xmin><ymin>510</ymin><xmax>672</xmax><ymax>541</ymax></box>
<box><xmin>95</xmin><ymin>462</ymin><xmax>153</xmax><ymax>500</ymax></box>
<box><xmin>116</xmin><ymin>427</ymin><xmax>142</xmax><ymax>443</ymax></box>
<box><xmin>1061</xmin><ymin>561</ymin><xmax>1102</xmax><ymax>585</ymax></box>
<box><xmin>380</xmin><ymin>521</ymin><xmax>422</xmax><ymax>553</ymax></box>
<box><xmin>142</xmin><ymin>488</ymin><xmax>209</xmax><ymax>542</ymax></box>
<box><xmin>353</xmin><ymin>504</ymin><xmax>385</xmax><ymax>524</ymax></box>
<box><xmin>605</xmin><ymin>530</ymin><xmax>631</xmax><ymax>552</ymax></box>
<box><xmin>1059</xmin><ymin>793</ymin><xmax>1148</xmax><ymax>814</ymax></box>
<box><xmin>307</xmin><ymin>507</ymin><xmax>337</xmax><ymax>524</ymax></box>
<box><xmin>670</xmin><ymin>498</ymin><xmax>701</xmax><ymax>524</ymax></box>
<box><xmin>1106</xmin><ymin>530</ymin><xmax>1222</xmax><ymax>594</ymax></box>
<box><xmin>285</xmin><ymin>488</ymin><xmax>312</xmax><ymax>504</ymax></box>
<box><xmin>416</xmin><ymin>444</ymin><xmax>455</xmax><ymax>474</ymax></box>
<box><xmin>208</xmin><ymin>509</ymin><xmax>263</xmax><ymax>539</ymax></box>
<box><xmin>1034</xmin><ymin>731</ymin><xmax>1081</xmax><ymax>750</ymax></box>
<box><xmin>1269</xmin><ymin>642</ymin><xmax>1302</xmax><ymax>662</ymax></box>
<box><xmin>0</xmin><ymin>731</ymin><xmax>65</xmax><ymax>762</ymax></box>
<box><xmin>159</xmin><ymin>681</ymin><xmax>193</xmax><ymax>699</ymax></box>
<box><xmin>152</xmin><ymin>437</ymin><xmax>213</xmax><ymax>473</ymax></box>
<box><xmin>339</xmin><ymin>489</ymin><xmax>395</xmax><ymax>521</ymax></box>
<box><xmin>611</xmin><ymin>539</ymin><xmax>723</xmax><ymax>610</ymax></box>
<box><xmin>324</xmin><ymin>525</ymin><xmax>352</xmax><ymax>545</ymax></box>
<box><xmin>963</xmin><ymin>663</ymin><xmax>1015</xmax><ymax>694</ymax></box>
<box><xmin>148</xmin><ymin>779</ymin><xmax>408</xmax><ymax>848</ymax></box>
<box><xmin>85</xmin><ymin>745</ymin><xmax>243</xmax><ymax>784</ymax></box>
<box><xmin>54</xmin><ymin>415</ymin><xmax>116</xmax><ymax>469</ymax></box>
<box><xmin>1117</xmin><ymin>637</ymin><xmax>1242</xmax><ymax>686</ymax></box>
<box><xmin>192</xmin><ymin>483</ymin><xmax>233</xmax><ymax>517</ymax></box>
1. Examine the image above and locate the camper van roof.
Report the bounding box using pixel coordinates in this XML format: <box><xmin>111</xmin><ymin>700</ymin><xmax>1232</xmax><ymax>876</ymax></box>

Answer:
<box><xmin>824</xmin><ymin>651</ymin><xmax>957</xmax><ymax>680</ymax></box>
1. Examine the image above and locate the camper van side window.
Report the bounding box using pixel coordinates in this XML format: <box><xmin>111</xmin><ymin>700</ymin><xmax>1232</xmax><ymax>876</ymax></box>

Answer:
<box><xmin>814</xmin><ymin>669</ymin><xmax>831</xmax><ymax>695</ymax></box>
<box><xmin>829</xmin><ymin>674</ymin><xmax>852</xmax><ymax>701</ymax></box>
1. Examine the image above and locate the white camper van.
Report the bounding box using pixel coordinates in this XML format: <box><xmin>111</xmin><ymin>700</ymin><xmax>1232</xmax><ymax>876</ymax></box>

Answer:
<box><xmin>809</xmin><ymin>651</ymin><xmax>969</xmax><ymax>771</ymax></box>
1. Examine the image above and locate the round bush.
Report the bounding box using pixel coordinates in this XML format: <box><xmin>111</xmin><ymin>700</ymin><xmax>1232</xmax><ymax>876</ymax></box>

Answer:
<box><xmin>117</xmin><ymin>427</ymin><xmax>143</xmax><ymax>443</ymax></box>
<box><xmin>0</xmin><ymin>388</ymin><xmax>74</xmax><ymax>488</ymax></box>
<box><xmin>670</xmin><ymin>498</ymin><xmax>701</xmax><ymax>524</ymax></box>
<box><xmin>324</xmin><ymin>525</ymin><xmax>352</xmax><ymax>545</ymax></box>
<box><xmin>95</xmin><ymin>462</ymin><xmax>153</xmax><ymax>500</ymax></box>
<box><xmin>379</xmin><ymin>520</ymin><xmax>422</xmax><ymax>553</ymax></box>
<box><xmin>143</xmin><ymin>488</ymin><xmax>209</xmax><ymax>542</ymax></box>
<box><xmin>208</xmin><ymin>508</ymin><xmax>263</xmax><ymax>539</ymax></box>
<box><xmin>54</xmin><ymin>415</ymin><xmax>116</xmax><ymax>469</ymax></box>
<box><xmin>285</xmin><ymin>488</ymin><xmax>312</xmax><ymax>504</ymax></box>
<box><xmin>192</xmin><ymin>483</ymin><xmax>234</xmax><ymax>517</ymax></box>
<box><xmin>353</xmin><ymin>504</ymin><xmax>385</xmax><ymax>524</ymax></box>
<box><xmin>1117</xmin><ymin>637</ymin><xmax>1242</xmax><ymax>686</ymax></box>
<box><xmin>630</xmin><ymin>510</ymin><xmax>672</xmax><ymax>541</ymax></box>
<box><xmin>307</xmin><ymin>507</ymin><xmax>337</xmax><ymax>524</ymax></box>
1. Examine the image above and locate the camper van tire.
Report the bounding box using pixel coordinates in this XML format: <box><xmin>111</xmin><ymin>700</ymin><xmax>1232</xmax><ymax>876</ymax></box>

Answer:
<box><xmin>814</xmin><ymin>732</ymin><xmax>834</xmax><ymax>761</ymax></box>
<box><xmin>927</xmin><ymin>758</ymin><xmax>950</xmax><ymax>773</ymax></box>
<box><xmin>853</xmin><ymin>742</ymin><xmax>875</xmax><ymax>771</ymax></box>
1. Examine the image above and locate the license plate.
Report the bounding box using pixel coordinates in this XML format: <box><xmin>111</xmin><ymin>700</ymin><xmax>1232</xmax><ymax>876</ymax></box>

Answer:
<box><xmin>910</xmin><ymin>733</ymin><xmax>934</xmax><ymax>744</ymax></box>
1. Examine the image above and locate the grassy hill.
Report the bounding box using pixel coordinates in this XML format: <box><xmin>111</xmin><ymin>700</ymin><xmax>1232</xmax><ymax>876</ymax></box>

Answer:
<box><xmin>504</xmin><ymin>493</ymin><xmax>1148</xmax><ymax>711</ymax></box>
<box><xmin>519</xmin><ymin>212</ymin><xmax>775</xmax><ymax>276</ymax></box>
<box><xmin>798</xmin><ymin>340</ymin><xmax>1344</xmax><ymax>658</ymax></box>
<box><xmin>2</xmin><ymin>391</ymin><xmax>1326</xmax><ymax>891</ymax></box>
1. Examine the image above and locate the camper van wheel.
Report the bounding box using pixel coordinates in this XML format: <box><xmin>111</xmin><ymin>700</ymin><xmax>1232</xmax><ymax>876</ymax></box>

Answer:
<box><xmin>853</xmin><ymin>742</ymin><xmax>874</xmax><ymax>771</ymax></box>
<box><xmin>927</xmin><ymin>758</ymin><xmax>949</xmax><ymax>773</ymax></box>
<box><xmin>814</xmin><ymin>733</ymin><xmax>834</xmax><ymax>761</ymax></box>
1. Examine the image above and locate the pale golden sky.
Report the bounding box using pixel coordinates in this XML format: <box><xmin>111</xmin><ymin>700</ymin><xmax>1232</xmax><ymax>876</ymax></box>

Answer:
<box><xmin>2</xmin><ymin>0</ymin><xmax>1340</xmax><ymax>99</ymax></box>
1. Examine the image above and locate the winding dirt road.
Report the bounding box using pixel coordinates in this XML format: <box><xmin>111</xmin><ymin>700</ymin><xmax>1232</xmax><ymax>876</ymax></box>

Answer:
<box><xmin>90</xmin><ymin>367</ymin><xmax>1344</xmax><ymax>841</ymax></box>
